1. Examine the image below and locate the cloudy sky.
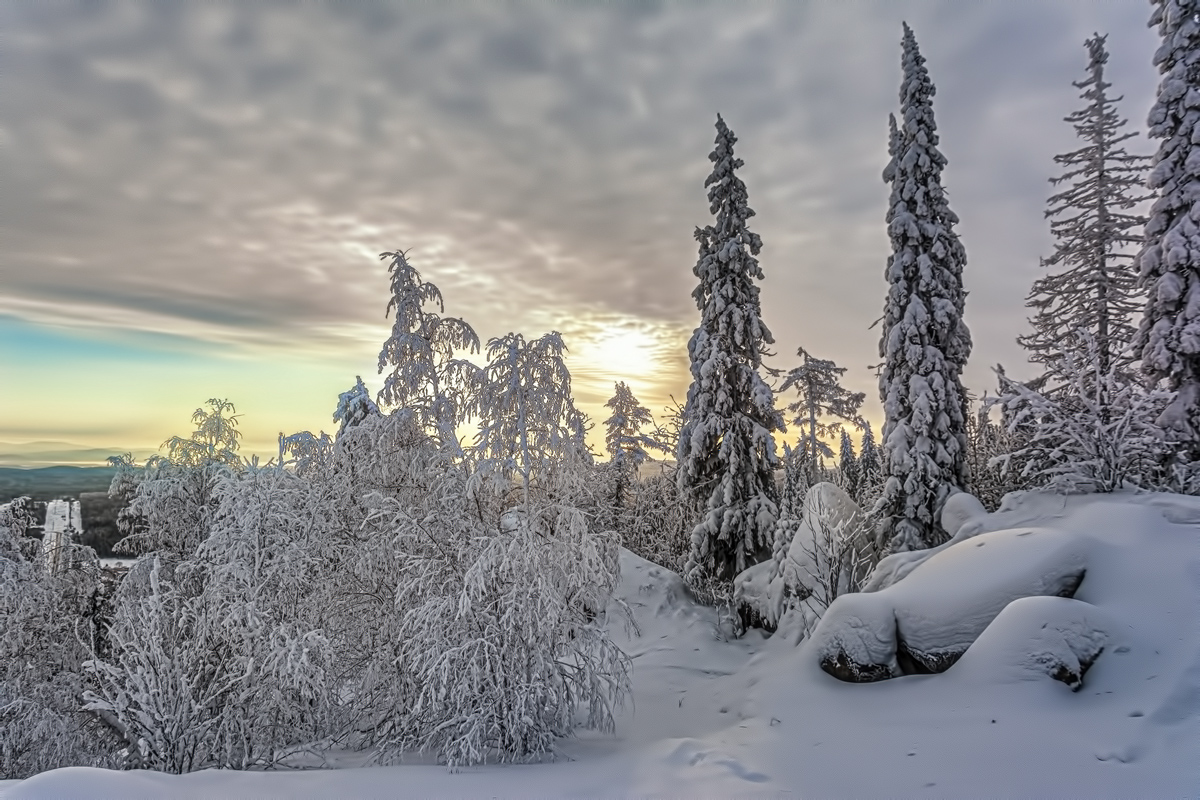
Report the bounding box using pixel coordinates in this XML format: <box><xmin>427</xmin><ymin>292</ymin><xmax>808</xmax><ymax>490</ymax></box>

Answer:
<box><xmin>0</xmin><ymin>1</ymin><xmax>1163</xmax><ymax>465</ymax></box>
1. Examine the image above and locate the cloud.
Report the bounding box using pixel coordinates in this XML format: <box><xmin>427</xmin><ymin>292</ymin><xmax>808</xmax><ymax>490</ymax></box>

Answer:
<box><xmin>1</xmin><ymin>0</ymin><xmax>1167</xmax><ymax>447</ymax></box>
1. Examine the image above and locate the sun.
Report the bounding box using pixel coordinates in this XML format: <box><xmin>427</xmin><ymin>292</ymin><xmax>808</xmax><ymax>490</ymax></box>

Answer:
<box><xmin>584</xmin><ymin>326</ymin><xmax>662</xmax><ymax>381</ymax></box>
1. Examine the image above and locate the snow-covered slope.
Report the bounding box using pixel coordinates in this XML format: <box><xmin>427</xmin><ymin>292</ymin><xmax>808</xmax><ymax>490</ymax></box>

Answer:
<box><xmin>3</xmin><ymin>492</ymin><xmax>1197</xmax><ymax>798</ymax></box>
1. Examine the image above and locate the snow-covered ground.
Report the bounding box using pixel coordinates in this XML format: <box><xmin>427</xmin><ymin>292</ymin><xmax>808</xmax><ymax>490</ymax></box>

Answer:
<box><xmin>3</xmin><ymin>491</ymin><xmax>1197</xmax><ymax>798</ymax></box>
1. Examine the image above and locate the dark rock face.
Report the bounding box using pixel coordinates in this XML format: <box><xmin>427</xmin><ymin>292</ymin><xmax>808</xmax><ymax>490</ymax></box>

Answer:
<box><xmin>1050</xmin><ymin>644</ymin><xmax>1104</xmax><ymax>691</ymax></box>
<box><xmin>897</xmin><ymin>639</ymin><xmax>963</xmax><ymax>675</ymax></box>
<box><xmin>737</xmin><ymin>601</ymin><xmax>777</xmax><ymax>635</ymax></box>
<box><xmin>1055</xmin><ymin>570</ymin><xmax>1086</xmax><ymax>599</ymax></box>
<box><xmin>820</xmin><ymin>649</ymin><xmax>895</xmax><ymax>683</ymax></box>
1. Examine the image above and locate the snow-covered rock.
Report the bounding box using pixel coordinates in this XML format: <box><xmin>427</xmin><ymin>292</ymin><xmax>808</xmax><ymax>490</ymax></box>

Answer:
<box><xmin>813</xmin><ymin>523</ymin><xmax>1089</xmax><ymax>680</ymax></box>
<box><xmin>940</xmin><ymin>491</ymin><xmax>987</xmax><ymax>538</ymax></box>
<box><xmin>732</xmin><ymin>559</ymin><xmax>775</xmax><ymax>631</ymax></box>
<box><xmin>862</xmin><ymin>490</ymin><xmax>988</xmax><ymax>592</ymax></box>
<box><xmin>735</xmin><ymin>483</ymin><xmax>876</xmax><ymax>633</ymax></box>
<box><xmin>956</xmin><ymin>595</ymin><xmax>1109</xmax><ymax>690</ymax></box>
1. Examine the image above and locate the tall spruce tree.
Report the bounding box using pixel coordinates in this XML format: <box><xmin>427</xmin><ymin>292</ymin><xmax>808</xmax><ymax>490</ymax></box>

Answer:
<box><xmin>779</xmin><ymin>347</ymin><xmax>865</xmax><ymax>480</ymax></box>
<box><xmin>1136</xmin><ymin>0</ymin><xmax>1200</xmax><ymax>451</ymax></box>
<box><xmin>1021</xmin><ymin>34</ymin><xmax>1149</xmax><ymax>401</ymax></box>
<box><xmin>876</xmin><ymin>24</ymin><xmax>972</xmax><ymax>552</ymax></box>
<box><xmin>858</xmin><ymin>421</ymin><xmax>882</xmax><ymax>497</ymax></box>
<box><xmin>838</xmin><ymin>428</ymin><xmax>861</xmax><ymax>500</ymax></box>
<box><xmin>678</xmin><ymin>114</ymin><xmax>784</xmax><ymax>583</ymax></box>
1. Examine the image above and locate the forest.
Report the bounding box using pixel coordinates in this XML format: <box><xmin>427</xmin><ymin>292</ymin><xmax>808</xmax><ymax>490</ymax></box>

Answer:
<box><xmin>2</xmin><ymin>7</ymin><xmax>1199</xmax><ymax>797</ymax></box>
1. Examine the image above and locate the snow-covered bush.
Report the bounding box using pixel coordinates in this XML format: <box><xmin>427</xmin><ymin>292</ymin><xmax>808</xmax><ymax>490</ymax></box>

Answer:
<box><xmin>1</xmin><ymin>498</ymin><xmax>118</xmax><ymax>778</ymax></box>
<box><xmin>616</xmin><ymin>463</ymin><xmax>696</xmax><ymax>578</ymax></box>
<box><xmin>364</xmin><ymin>456</ymin><xmax>629</xmax><ymax>767</ymax></box>
<box><xmin>738</xmin><ymin>483</ymin><xmax>880</xmax><ymax>638</ymax></box>
<box><xmin>782</xmin><ymin>483</ymin><xmax>880</xmax><ymax>613</ymax></box>
<box><xmin>471</xmin><ymin>331</ymin><xmax>590</xmax><ymax>505</ymax></box>
<box><xmin>108</xmin><ymin>399</ymin><xmax>245</xmax><ymax>562</ymax></box>
<box><xmin>964</xmin><ymin>402</ymin><xmax>1028</xmax><ymax>510</ymax></box>
<box><xmin>85</xmin><ymin>465</ymin><xmax>340</xmax><ymax>773</ymax></box>
<box><xmin>992</xmin><ymin>334</ymin><xmax>1174</xmax><ymax>493</ymax></box>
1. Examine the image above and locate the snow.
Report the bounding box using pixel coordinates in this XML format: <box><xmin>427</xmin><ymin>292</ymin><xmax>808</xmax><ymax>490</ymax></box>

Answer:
<box><xmin>3</xmin><ymin>491</ymin><xmax>1198</xmax><ymax>797</ymax></box>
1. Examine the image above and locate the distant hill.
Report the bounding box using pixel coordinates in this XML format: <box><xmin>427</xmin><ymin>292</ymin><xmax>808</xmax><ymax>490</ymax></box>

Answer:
<box><xmin>0</xmin><ymin>466</ymin><xmax>118</xmax><ymax>502</ymax></box>
<box><xmin>0</xmin><ymin>439</ymin><xmax>152</xmax><ymax>468</ymax></box>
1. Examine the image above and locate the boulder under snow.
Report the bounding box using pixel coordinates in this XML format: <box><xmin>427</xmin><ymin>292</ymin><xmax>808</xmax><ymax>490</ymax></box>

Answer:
<box><xmin>813</xmin><ymin>522</ymin><xmax>1090</xmax><ymax>682</ymax></box>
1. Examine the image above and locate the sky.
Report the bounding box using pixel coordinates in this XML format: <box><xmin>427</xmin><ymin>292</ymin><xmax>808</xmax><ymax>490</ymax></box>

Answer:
<box><xmin>0</xmin><ymin>1</ymin><xmax>1164</xmax><ymax>466</ymax></box>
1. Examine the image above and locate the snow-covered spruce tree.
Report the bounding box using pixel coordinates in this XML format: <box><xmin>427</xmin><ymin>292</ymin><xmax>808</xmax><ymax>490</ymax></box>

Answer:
<box><xmin>334</xmin><ymin>376</ymin><xmax>381</xmax><ymax>435</ymax></box>
<box><xmin>1021</xmin><ymin>34</ymin><xmax>1149</xmax><ymax>405</ymax></box>
<box><xmin>876</xmin><ymin>24</ymin><xmax>973</xmax><ymax>553</ymax></box>
<box><xmin>1135</xmin><ymin>0</ymin><xmax>1200</xmax><ymax>460</ymax></box>
<box><xmin>779</xmin><ymin>347</ymin><xmax>865</xmax><ymax>480</ymax></box>
<box><xmin>767</xmin><ymin>442</ymin><xmax>811</xmax><ymax>585</ymax></box>
<box><xmin>838</xmin><ymin>429</ymin><xmax>861</xmax><ymax>500</ymax></box>
<box><xmin>604</xmin><ymin>381</ymin><xmax>667</xmax><ymax>467</ymax></box>
<box><xmin>678</xmin><ymin>115</ymin><xmax>785</xmax><ymax>584</ymax></box>
<box><xmin>857</xmin><ymin>420</ymin><xmax>882</xmax><ymax>502</ymax></box>
<box><xmin>602</xmin><ymin>381</ymin><xmax>669</xmax><ymax>510</ymax></box>
<box><xmin>377</xmin><ymin>249</ymin><xmax>481</xmax><ymax>453</ymax></box>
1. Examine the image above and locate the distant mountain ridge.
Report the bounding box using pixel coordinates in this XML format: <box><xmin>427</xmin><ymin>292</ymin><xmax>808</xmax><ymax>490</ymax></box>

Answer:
<box><xmin>0</xmin><ymin>465</ymin><xmax>119</xmax><ymax>502</ymax></box>
<box><xmin>0</xmin><ymin>440</ymin><xmax>155</xmax><ymax>468</ymax></box>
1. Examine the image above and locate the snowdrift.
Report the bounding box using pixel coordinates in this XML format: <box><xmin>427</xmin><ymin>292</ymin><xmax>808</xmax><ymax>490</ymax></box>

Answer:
<box><xmin>3</xmin><ymin>491</ymin><xmax>1197</xmax><ymax>798</ymax></box>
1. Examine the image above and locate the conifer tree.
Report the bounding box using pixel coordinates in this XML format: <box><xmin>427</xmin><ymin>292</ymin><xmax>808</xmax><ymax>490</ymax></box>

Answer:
<box><xmin>838</xmin><ymin>429</ymin><xmax>861</xmax><ymax>500</ymax></box>
<box><xmin>603</xmin><ymin>382</ymin><xmax>667</xmax><ymax>466</ymax></box>
<box><xmin>858</xmin><ymin>421</ymin><xmax>882</xmax><ymax>498</ymax></box>
<box><xmin>603</xmin><ymin>382</ymin><xmax>667</xmax><ymax>509</ymax></box>
<box><xmin>1021</xmin><ymin>34</ymin><xmax>1149</xmax><ymax>402</ymax></box>
<box><xmin>1136</xmin><ymin>0</ymin><xmax>1200</xmax><ymax>451</ymax></box>
<box><xmin>333</xmin><ymin>377</ymin><xmax>381</xmax><ymax>435</ymax></box>
<box><xmin>779</xmin><ymin>347</ymin><xmax>865</xmax><ymax>480</ymax></box>
<box><xmin>876</xmin><ymin>24</ymin><xmax>973</xmax><ymax>552</ymax></box>
<box><xmin>678</xmin><ymin>115</ymin><xmax>784</xmax><ymax>583</ymax></box>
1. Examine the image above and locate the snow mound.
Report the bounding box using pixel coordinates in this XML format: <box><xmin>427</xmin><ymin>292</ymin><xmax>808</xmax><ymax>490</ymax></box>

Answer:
<box><xmin>941</xmin><ymin>490</ymin><xmax>988</xmax><ymax>538</ymax></box>
<box><xmin>815</xmin><ymin>523</ymin><xmax>1088</xmax><ymax>680</ymax></box>
<box><xmin>957</xmin><ymin>595</ymin><xmax>1109</xmax><ymax>690</ymax></box>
